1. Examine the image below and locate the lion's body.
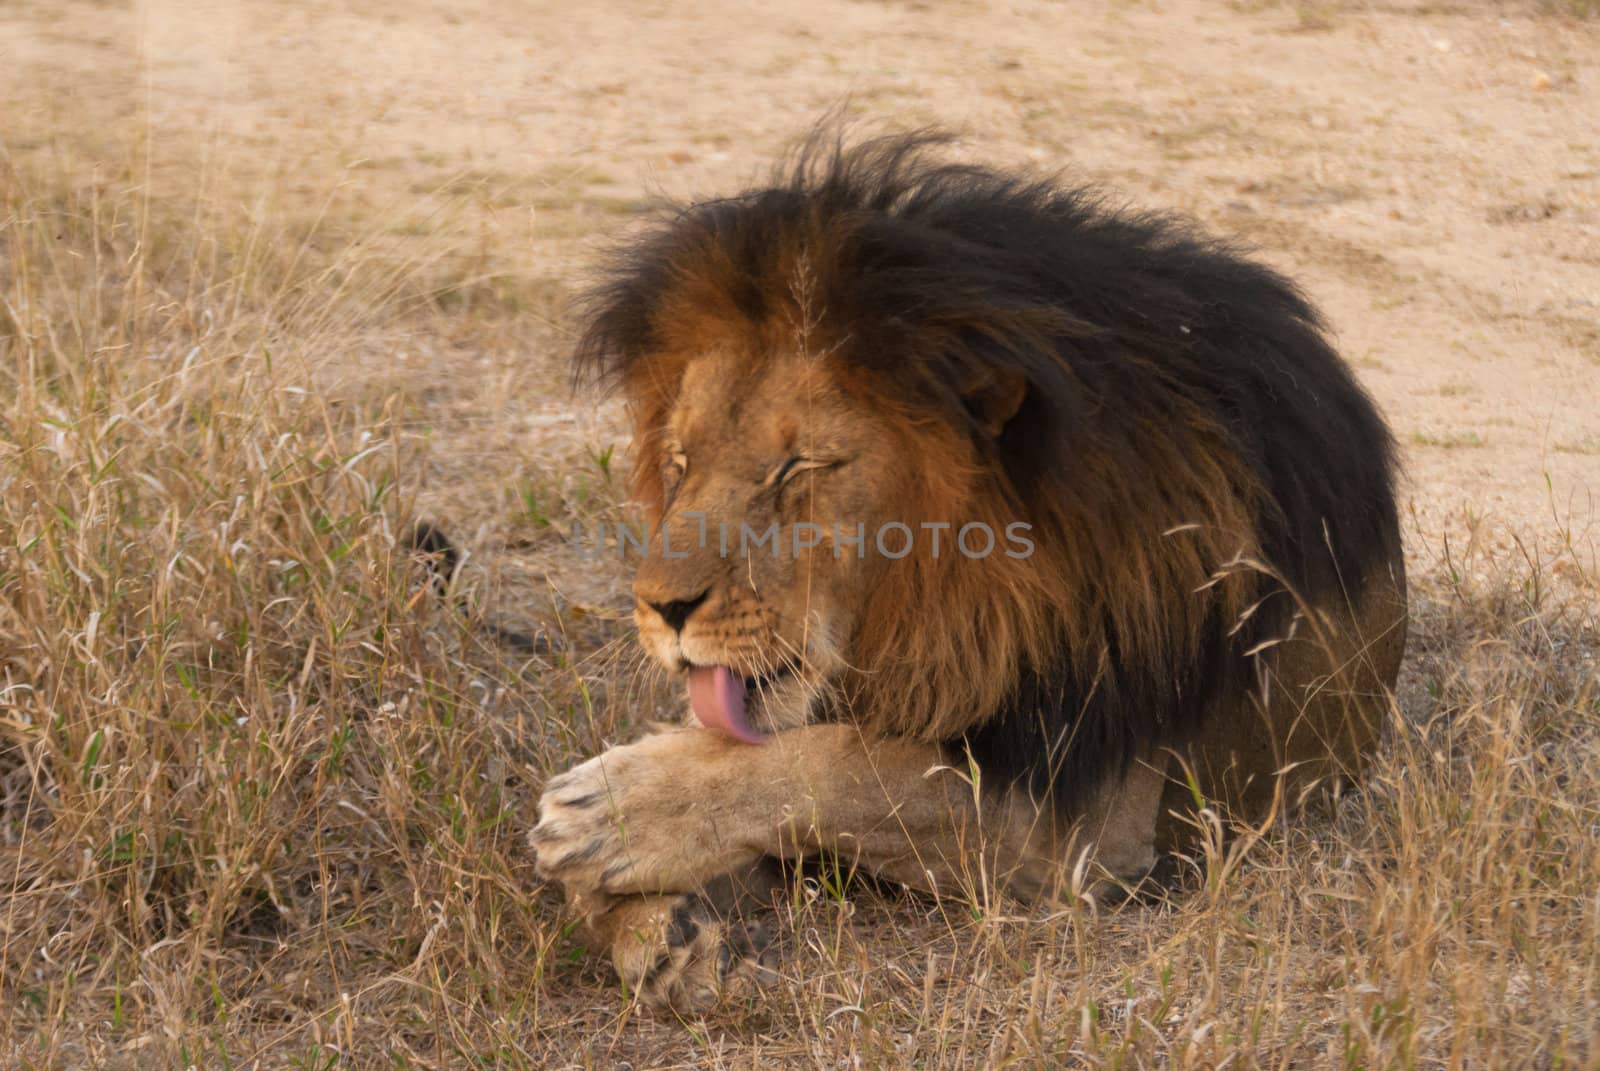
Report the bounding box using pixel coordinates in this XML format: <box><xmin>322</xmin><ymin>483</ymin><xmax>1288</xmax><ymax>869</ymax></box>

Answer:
<box><xmin>532</xmin><ymin>131</ymin><xmax>1408</xmax><ymax>1011</ymax></box>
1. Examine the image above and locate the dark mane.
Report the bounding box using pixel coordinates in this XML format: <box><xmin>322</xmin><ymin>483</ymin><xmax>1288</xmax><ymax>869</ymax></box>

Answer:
<box><xmin>574</xmin><ymin>128</ymin><xmax>1402</xmax><ymax>816</ymax></box>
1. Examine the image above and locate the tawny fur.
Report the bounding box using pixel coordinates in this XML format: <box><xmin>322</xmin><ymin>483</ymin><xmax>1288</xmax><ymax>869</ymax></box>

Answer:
<box><xmin>533</xmin><ymin>129</ymin><xmax>1408</xmax><ymax>1013</ymax></box>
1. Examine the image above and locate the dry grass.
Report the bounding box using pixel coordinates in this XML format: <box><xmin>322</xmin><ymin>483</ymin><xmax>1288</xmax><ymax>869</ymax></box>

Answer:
<box><xmin>4</xmin><ymin>14</ymin><xmax>1600</xmax><ymax>1071</ymax></box>
<box><xmin>1412</xmin><ymin>431</ymin><xmax>1490</xmax><ymax>450</ymax></box>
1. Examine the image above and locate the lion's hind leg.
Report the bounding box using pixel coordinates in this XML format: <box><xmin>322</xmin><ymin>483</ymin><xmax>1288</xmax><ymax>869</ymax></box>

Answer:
<box><xmin>1066</xmin><ymin>752</ymin><xmax>1184</xmax><ymax>906</ymax></box>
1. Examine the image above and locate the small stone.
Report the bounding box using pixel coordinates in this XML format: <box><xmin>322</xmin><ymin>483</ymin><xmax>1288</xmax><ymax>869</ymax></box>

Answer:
<box><xmin>1310</xmin><ymin>114</ymin><xmax>1331</xmax><ymax>131</ymax></box>
<box><xmin>1531</xmin><ymin>70</ymin><xmax>1553</xmax><ymax>92</ymax></box>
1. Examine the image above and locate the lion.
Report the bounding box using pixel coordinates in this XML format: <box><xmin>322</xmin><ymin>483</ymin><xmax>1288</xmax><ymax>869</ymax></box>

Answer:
<box><xmin>530</xmin><ymin>130</ymin><xmax>1408</xmax><ymax>1013</ymax></box>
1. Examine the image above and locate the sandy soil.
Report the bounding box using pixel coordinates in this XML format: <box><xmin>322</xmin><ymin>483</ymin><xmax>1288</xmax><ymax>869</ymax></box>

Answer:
<box><xmin>8</xmin><ymin>0</ymin><xmax>1595</xmax><ymax>565</ymax></box>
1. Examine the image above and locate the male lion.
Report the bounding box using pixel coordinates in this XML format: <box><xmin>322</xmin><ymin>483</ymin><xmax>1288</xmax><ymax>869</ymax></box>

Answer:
<box><xmin>531</xmin><ymin>131</ymin><xmax>1407</xmax><ymax>1012</ymax></box>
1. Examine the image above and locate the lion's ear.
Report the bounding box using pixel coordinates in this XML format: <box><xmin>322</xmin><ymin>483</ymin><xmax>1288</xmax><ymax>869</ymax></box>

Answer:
<box><xmin>960</xmin><ymin>368</ymin><xmax>1028</xmax><ymax>437</ymax></box>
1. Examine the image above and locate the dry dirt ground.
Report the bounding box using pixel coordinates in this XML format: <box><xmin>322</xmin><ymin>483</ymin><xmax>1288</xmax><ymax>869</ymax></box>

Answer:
<box><xmin>2</xmin><ymin>1</ymin><xmax>1598</xmax><ymax>1068</ymax></box>
<box><xmin>19</xmin><ymin>0</ymin><xmax>1600</xmax><ymax>548</ymax></box>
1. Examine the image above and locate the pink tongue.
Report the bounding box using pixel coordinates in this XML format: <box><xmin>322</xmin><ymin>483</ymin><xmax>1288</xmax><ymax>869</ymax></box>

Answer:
<box><xmin>687</xmin><ymin>666</ymin><xmax>766</xmax><ymax>744</ymax></box>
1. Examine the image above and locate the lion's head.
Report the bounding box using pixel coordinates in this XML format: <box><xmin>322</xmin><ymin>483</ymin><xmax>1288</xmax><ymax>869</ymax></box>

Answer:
<box><xmin>575</xmin><ymin>131</ymin><xmax>1401</xmax><ymax>813</ymax></box>
<box><xmin>612</xmin><ymin>335</ymin><xmax>1042</xmax><ymax>744</ymax></box>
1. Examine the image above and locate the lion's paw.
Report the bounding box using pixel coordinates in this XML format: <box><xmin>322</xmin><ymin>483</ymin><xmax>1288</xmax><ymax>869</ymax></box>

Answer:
<box><xmin>532</xmin><ymin>731</ymin><xmax>759</xmax><ymax>897</ymax></box>
<box><xmin>603</xmin><ymin>893</ymin><xmax>778</xmax><ymax>1015</ymax></box>
<box><xmin>531</xmin><ymin>751</ymin><xmax>630</xmax><ymax>891</ymax></box>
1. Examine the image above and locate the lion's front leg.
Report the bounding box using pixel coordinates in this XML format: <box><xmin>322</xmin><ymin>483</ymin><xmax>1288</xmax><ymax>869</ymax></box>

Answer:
<box><xmin>532</xmin><ymin>723</ymin><xmax>1171</xmax><ymax>908</ymax></box>
<box><xmin>532</xmin><ymin>723</ymin><xmax>986</xmax><ymax>1011</ymax></box>
<box><xmin>531</xmin><ymin>723</ymin><xmax>1012</xmax><ymax>900</ymax></box>
<box><xmin>533</xmin><ymin>724</ymin><xmax>1175</xmax><ymax>1011</ymax></box>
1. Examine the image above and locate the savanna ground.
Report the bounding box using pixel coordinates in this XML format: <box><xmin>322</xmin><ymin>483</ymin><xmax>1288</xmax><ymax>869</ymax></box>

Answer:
<box><xmin>2</xmin><ymin>0</ymin><xmax>1598</xmax><ymax>1066</ymax></box>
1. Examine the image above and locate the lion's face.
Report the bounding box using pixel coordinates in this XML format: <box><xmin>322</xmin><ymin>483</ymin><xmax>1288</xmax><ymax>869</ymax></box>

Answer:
<box><xmin>629</xmin><ymin>347</ymin><xmax>930</xmax><ymax>738</ymax></box>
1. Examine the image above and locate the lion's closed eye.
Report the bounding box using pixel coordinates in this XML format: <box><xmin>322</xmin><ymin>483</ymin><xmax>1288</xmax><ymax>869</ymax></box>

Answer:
<box><xmin>768</xmin><ymin>456</ymin><xmax>838</xmax><ymax>488</ymax></box>
<box><xmin>771</xmin><ymin>457</ymin><xmax>846</xmax><ymax>512</ymax></box>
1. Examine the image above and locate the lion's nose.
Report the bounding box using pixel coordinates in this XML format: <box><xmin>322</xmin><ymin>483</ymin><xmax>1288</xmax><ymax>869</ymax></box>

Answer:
<box><xmin>646</xmin><ymin>589</ymin><xmax>710</xmax><ymax>633</ymax></box>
